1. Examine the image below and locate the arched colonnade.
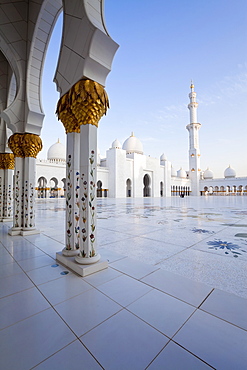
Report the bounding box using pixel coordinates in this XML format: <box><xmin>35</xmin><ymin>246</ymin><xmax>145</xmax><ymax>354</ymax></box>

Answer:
<box><xmin>0</xmin><ymin>0</ymin><xmax>118</xmax><ymax>268</ymax></box>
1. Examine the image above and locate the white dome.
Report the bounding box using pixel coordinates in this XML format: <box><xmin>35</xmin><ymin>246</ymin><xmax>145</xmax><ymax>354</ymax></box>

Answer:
<box><xmin>112</xmin><ymin>139</ymin><xmax>121</xmax><ymax>149</ymax></box>
<box><xmin>122</xmin><ymin>132</ymin><xmax>143</xmax><ymax>155</ymax></box>
<box><xmin>171</xmin><ymin>166</ymin><xmax>177</xmax><ymax>177</ymax></box>
<box><xmin>224</xmin><ymin>165</ymin><xmax>236</xmax><ymax>178</ymax></box>
<box><xmin>177</xmin><ymin>168</ymin><xmax>187</xmax><ymax>178</ymax></box>
<box><xmin>203</xmin><ymin>168</ymin><xmax>214</xmax><ymax>179</ymax></box>
<box><xmin>160</xmin><ymin>153</ymin><xmax>167</xmax><ymax>162</ymax></box>
<box><xmin>47</xmin><ymin>139</ymin><xmax>66</xmax><ymax>162</ymax></box>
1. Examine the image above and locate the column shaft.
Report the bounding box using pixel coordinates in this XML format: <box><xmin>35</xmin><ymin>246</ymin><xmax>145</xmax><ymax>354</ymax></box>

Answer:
<box><xmin>63</xmin><ymin>132</ymin><xmax>80</xmax><ymax>256</ymax></box>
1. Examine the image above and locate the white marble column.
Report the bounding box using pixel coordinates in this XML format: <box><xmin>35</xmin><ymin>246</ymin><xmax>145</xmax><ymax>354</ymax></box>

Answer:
<box><xmin>2</xmin><ymin>168</ymin><xmax>14</xmax><ymax>221</ymax></box>
<box><xmin>9</xmin><ymin>157</ymin><xmax>24</xmax><ymax>235</ymax></box>
<box><xmin>0</xmin><ymin>169</ymin><xmax>3</xmax><ymax>220</ymax></box>
<box><xmin>63</xmin><ymin>132</ymin><xmax>80</xmax><ymax>256</ymax></box>
<box><xmin>75</xmin><ymin>124</ymin><xmax>100</xmax><ymax>264</ymax></box>
<box><xmin>21</xmin><ymin>156</ymin><xmax>38</xmax><ymax>235</ymax></box>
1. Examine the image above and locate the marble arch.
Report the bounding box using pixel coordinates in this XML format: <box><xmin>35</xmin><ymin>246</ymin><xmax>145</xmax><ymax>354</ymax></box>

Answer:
<box><xmin>0</xmin><ymin>0</ymin><xmax>119</xmax><ymax>273</ymax></box>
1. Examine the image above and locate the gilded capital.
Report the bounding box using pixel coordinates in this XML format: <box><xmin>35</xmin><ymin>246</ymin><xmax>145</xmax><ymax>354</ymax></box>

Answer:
<box><xmin>8</xmin><ymin>133</ymin><xmax>25</xmax><ymax>157</ymax></box>
<box><xmin>8</xmin><ymin>133</ymin><xmax>42</xmax><ymax>158</ymax></box>
<box><xmin>22</xmin><ymin>133</ymin><xmax>43</xmax><ymax>158</ymax></box>
<box><xmin>56</xmin><ymin>93</ymin><xmax>80</xmax><ymax>134</ymax></box>
<box><xmin>0</xmin><ymin>153</ymin><xmax>15</xmax><ymax>169</ymax></box>
<box><xmin>56</xmin><ymin>79</ymin><xmax>109</xmax><ymax>131</ymax></box>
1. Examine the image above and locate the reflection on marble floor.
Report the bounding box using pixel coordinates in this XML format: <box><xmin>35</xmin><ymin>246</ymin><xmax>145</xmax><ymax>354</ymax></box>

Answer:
<box><xmin>34</xmin><ymin>196</ymin><xmax>247</xmax><ymax>298</ymax></box>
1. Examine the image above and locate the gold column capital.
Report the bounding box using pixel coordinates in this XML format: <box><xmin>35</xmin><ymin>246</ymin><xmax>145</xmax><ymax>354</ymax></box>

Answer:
<box><xmin>56</xmin><ymin>79</ymin><xmax>109</xmax><ymax>133</ymax></box>
<box><xmin>8</xmin><ymin>133</ymin><xmax>42</xmax><ymax>158</ymax></box>
<box><xmin>22</xmin><ymin>133</ymin><xmax>43</xmax><ymax>158</ymax></box>
<box><xmin>0</xmin><ymin>153</ymin><xmax>15</xmax><ymax>169</ymax></box>
<box><xmin>8</xmin><ymin>133</ymin><xmax>25</xmax><ymax>157</ymax></box>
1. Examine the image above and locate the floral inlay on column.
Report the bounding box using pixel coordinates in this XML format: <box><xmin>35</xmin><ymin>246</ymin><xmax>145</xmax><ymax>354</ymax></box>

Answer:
<box><xmin>14</xmin><ymin>170</ymin><xmax>20</xmax><ymax>228</ymax></box>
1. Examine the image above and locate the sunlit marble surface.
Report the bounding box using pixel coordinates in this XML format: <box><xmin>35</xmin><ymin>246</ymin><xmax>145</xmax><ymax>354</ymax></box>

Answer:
<box><xmin>0</xmin><ymin>196</ymin><xmax>246</xmax><ymax>369</ymax></box>
<box><xmin>35</xmin><ymin>196</ymin><xmax>247</xmax><ymax>298</ymax></box>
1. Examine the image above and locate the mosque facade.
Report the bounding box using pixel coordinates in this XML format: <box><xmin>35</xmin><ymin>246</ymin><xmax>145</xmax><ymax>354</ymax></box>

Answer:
<box><xmin>36</xmin><ymin>85</ymin><xmax>247</xmax><ymax>199</ymax></box>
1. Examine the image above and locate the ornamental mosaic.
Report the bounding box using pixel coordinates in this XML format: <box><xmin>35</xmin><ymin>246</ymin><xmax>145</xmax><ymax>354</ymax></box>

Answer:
<box><xmin>207</xmin><ymin>239</ymin><xmax>247</xmax><ymax>258</ymax></box>
<box><xmin>14</xmin><ymin>171</ymin><xmax>20</xmax><ymax>227</ymax></box>
<box><xmin>66</xmin><ymin>154</ymin><xmax>73</xmax><ymax>250</ymax></box>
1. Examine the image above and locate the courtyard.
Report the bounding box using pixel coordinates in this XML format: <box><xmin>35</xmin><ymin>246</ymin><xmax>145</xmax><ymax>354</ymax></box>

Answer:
<box><xmin>0</xmin><ymin>196</ymin><xmax>247</xmax><ymax>369</ymax></box>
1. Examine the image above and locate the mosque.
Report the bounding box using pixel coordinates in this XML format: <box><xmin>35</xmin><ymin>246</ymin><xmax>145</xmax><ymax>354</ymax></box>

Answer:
<box><xmin>36</xmin><ymin>84</ymin><xmax>247</xmax><ymax>199</ymax></box>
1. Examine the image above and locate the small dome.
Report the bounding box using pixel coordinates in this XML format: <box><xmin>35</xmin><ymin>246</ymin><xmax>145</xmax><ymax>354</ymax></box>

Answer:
<box><xmin>112</xmin><ymin>139</ymin><xmax>121</xmax><ymax>149</ymax></box>
<box><xmin>171</xmin><ymin>166</ymin><xmax>177</xmax><ymax>177</ymax></box>
<box><xmin>122</xmin><ymin>132</ymin><xmax>143</xmax><ymax>155</ymax></box>
<box><xmin>203</xmin><ymin>168</ymin><xmax>214</xmax><ymax>179</ymax></box>
<box><xmin>224</xmin><ymin>165</ymin><xmax>236</xmax><ymax>178</ymax></box>
<box><xmin>160</xmin><ymin>153</ymin><xmax>167</xmax><ymax>162</ymax></box>
<box><xmin>47</xmin><ymin>139</ymin><xmax>66</xmax><ymax>162</ymax></box>
<box><xmin>177</xmin><ymin>168</ymin><xmax>186</xmax><ymax>178</ymax></box>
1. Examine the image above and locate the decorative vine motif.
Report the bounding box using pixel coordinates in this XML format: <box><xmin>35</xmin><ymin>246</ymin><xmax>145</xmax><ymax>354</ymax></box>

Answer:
<box><xmin>14</xmin><ymin>171</ymin><xmax>20</xmax><ymax>227</ymax></box>
<box><xmin>75</xmin><ymin>172</ymin><xmax>80</xmax><ymax>249</ymax></box>
<box><xmin>24</xmin><ymin>181</ymin><xmax>34</xmax><ymax>228</ymax></box>
<box><xmin>80</xmin><ymin>150</ymin><xmax>96</xmax><ymax>258</ymax></box>
<box><xmin>66</xmin><ymin>155</ymin><xmax>73</xmax><ymax>250</ymax></box>
<box><xmin>29</xmin><ymin>183</ymin><xmax>34</xmax><ymax>227</ymax></box>
<box><xmin>89</xmin><ymin>150</ymin><xmax>96</xmax><ymax>255</ymax></box>
<box><xmin>7</xmin><ymin>184</ymin><xmax>12</xmax><ymax>218</ymax></box>
<box><xmin>2</xmin><ymin>184</ymin><xmax>6</xmax><ymax>216</ymax></box>
<box><xmin>0</xmin><ymin>177</ymin><xmax>2</xmax><ymax>218</ymax></box>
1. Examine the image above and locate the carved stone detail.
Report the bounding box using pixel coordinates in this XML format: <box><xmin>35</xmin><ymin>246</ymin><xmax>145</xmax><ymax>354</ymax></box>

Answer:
<box><xmin>56</xmin><ymin>79</ymin><xmax>109</xmax><ymax>133</ymax></box>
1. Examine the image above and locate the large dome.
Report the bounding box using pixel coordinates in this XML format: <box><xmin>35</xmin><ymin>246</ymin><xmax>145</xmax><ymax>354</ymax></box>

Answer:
<box><xmin>122</xmin><ymin>132</ymin><xmax>143</xmax><ymax>155</ymax></box>
<box><xmin>203</xmin><ymin>168</ymin><xmax>214</xmax><ymax>179</ymax></box>
<box><xmin>224</xmin><ymin>165</ymin><xmax>236</xmax><ymax>178</ymax></box>
<box><xmin>47</xmin><ymin>139</ymin><xmax>66</xmax><ymax>163</ymax></box>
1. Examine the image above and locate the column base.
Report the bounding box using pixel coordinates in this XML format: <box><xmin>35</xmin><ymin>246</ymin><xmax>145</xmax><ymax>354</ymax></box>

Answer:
<box><xmin>62</xmin><ymin>247</ymin><xmax>80</xmax><ymax>257</ymax></box>
<box><xmin>8</xmin><ymin>227</ymin><xmax>22</xmax><ymax>236</ymax></box>
<box><xmin>56</xmin><ymin>252</ymin><xmax>107</xmax><ymax>277</ymax></box>
<box><xmin>8</xmin><ymin>227</ymin><xmax>40</xmax><ymax>236</ymax></box>
<box><xmin>0</xmin><ymin>217</ymin><xmax>12</xmax><ymax>222</ymax></box>
<box><xmin>21</xmin><ymin>228</ymin><xmax>40</xmax><ymax>236</ymax></box>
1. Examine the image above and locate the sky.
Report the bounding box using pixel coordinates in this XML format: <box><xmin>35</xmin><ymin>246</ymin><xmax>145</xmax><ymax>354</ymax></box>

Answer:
<box><xmin>40</xmin><ymin>0</ymin><xmax>247</xmax><ymax>178</ymax></box>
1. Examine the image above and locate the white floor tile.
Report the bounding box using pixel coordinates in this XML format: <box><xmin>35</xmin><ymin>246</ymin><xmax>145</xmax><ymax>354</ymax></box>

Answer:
<box><xmin>110</xmin><ymin>257</ymin><xmax>159</xmax><ymax>279</ymax></box>
<box><xmin>200</xmin><ymin>289</ymin><xmax>247</xmax><ymax>330</ymax></box>
<box><xmin>0</xmin><ymin>272</ymin><xmax>34</xmax><ymax>298</ymax></box>
<box><xmin>147</xmin><ymin>341</ymin><xmax>212</xmax><ymax>369</ymax></box>
<box><xmin>127</xmin><ymin>289</ymin><xmax>196</xmax><ymax>337</ymax></box>
<box><xmin>0</xmin><ymin>261</ymin><xmax>22</xmax><ymax>278</ymax></box>
<box><xmin>34</xmin><ymin>340</ymin><xmax>101</xmax><ymax>369</ymax></box>
<box><xmin>84</xmin><ymin>266</ymin><xmax>123</xmax><ymax>287</ymax></box>
<box><xmin>55</xmin><ymin>289</ymin><xmax>121</xmax><ymax>336</ymax></box>
<box><xmin>38</xmin><ymin>273</ymin><xmax>92</xmax><ymax>305</ymax></box>
<box><xmin>97</xmin><ymin>274</ymin><xmax>152</xmax><ymax>307</ymax></box>
<box><xmin>18</xmin><ymin>254</ymin><xmax>56</xmax><ymax>271</ymax></box>
<box><xmin>26</xmin><ymin>263</ymin><xmax>69</xmax><ymax>285</ymax></box>
<box><xmin>0</xmin><ymin>308</ymin><xmax>76</xmax><ymax>370</ymax></box>
<box><xmin>82</xmin><ymin>309</ymin><xmax>169</xmax><ymax>370</ymax></box>
<box><xmin>0</xmin><ymin>287</ymin><xmax>50</xmax><ymax>329</ymax></box>
<box><xmin>141</xmin><ymin>269</ymin><xmax>213</xmax><ymax>306</ymax></box>
<box><xmin>174</xmin><ymin>309</ymin><xmax>247</xmax><ymax>370</ymax></box>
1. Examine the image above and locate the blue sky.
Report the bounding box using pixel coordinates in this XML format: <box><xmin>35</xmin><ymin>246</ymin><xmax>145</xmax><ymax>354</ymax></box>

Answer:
<box><xmin>40</xmin><ymin>0</ymin><xmax>247</xmax><ymax>178</ymax></box>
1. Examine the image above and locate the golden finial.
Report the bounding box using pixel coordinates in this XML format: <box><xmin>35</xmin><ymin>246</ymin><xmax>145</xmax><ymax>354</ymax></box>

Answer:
<box><xmin>190</xmin><ymin>80</ymin><xmax>194</xmax><ymax>91</ymax></box>
<box><xmin>131</xmin><ymin>132</ymin><xmax>134</xmax><ymax>137</ymax></box>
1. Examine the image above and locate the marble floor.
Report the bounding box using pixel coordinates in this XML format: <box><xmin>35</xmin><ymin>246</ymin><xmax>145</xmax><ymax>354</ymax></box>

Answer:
<box><xmin>0</xmin><ymin>196</ymin><xmax>247</xmax><ymax>369</ymax></box>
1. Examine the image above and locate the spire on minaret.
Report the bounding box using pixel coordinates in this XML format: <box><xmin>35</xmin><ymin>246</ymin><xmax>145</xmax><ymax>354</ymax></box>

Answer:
<box><xmin>190</xmin><ymin>80</ymin><xmax>194</xmax><ymax>92</ymax></box>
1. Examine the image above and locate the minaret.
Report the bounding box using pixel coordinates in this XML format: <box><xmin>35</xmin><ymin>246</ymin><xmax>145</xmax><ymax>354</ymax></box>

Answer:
<box><xmin>186</xmin><ymin>82</ymin><xmax>201</xmax><ymax>196</ymax></box>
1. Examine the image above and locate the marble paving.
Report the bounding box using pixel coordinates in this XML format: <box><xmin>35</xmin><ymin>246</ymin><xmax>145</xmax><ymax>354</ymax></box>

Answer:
<box><xmin>0</xmin><ymin>196</ymin><xmax>246</xmax><ymax>369</ymax></box>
